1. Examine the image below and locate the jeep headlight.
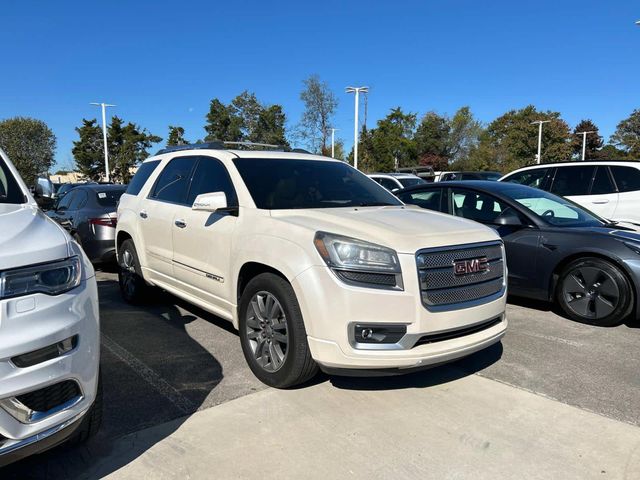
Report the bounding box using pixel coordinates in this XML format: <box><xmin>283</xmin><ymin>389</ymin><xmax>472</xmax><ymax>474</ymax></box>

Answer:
<box><xmin>0</xmin><ymin>256</ymin><xmax>82</xmax><ymax>299</ymax></box>
<box><xmin>314</xmin><ymin>232</ymin><xmax>403</xmax><ymax>289</ymax></box>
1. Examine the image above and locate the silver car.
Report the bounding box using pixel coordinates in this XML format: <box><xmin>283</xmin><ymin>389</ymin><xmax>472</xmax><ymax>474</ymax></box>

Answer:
<box><xmin>0</xmin><ymin>149</ymin><xmax>101</xmax><ymax>467</ymax></box>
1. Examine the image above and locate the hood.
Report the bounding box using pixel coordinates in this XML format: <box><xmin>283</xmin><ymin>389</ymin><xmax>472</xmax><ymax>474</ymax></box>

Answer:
<box><xmin>270</xmin><ymin>206</ymin><xmax>500</xmax><ymax>254</ymax></box>
<box><xmin>0</xmin><ymin>204</ymin><xmax>71</xmax><ymax>270</ymax></box>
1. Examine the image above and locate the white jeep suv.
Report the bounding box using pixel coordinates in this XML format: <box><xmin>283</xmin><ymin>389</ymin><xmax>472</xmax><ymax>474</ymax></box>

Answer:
<box><xmin>0</xmin><ymin>149</ymin><xmax>101</xmax><ymax>467</ymax></box>
<box><xmin>116</xmin><ymin>143</ymin><xmax>507</xmax><ymax>388</ymax></box>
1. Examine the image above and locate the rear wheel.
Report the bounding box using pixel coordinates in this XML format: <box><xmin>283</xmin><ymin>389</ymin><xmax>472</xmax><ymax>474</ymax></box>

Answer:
<box><xmin>238</xmin><ymin>273</ymin><xmax>318</xmax><ymax>388</ymax></box>
<box><xmin>118</xmin><ymin>239</ymin><xmax>148</xmax><ymax>304</ymax></box>
<box><xmin>557</xmin><ymin>257</ymin><xmax>633</xmax><ymax>326</ymax></box>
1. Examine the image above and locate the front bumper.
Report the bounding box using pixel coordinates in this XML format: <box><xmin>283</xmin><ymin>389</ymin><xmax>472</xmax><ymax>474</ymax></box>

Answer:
<box><xmin>292</xmin><ymin>254</ymin><xmax>507</xmax><ymax>370</ymax></box>
<box><xmin>0</xmin><ymin>276</ymin><xmax>100</xmax><ymax>465</ymax></box>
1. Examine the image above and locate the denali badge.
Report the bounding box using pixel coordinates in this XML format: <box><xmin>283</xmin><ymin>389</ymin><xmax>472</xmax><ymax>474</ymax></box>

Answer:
<box><xmin>453</xmin><ymin>257</ymin><xmax>489</xmax><ymax>276</ymax></box>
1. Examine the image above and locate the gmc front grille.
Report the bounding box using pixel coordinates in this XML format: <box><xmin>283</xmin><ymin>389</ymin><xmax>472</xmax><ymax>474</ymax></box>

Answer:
<box><xmin>416</xmin><ymin>241</ymin><xmax>505</xmax><ymax>309</ymax></box>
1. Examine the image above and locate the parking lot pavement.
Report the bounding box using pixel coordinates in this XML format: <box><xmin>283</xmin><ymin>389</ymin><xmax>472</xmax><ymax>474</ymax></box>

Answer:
<box><xmin>4</xmin><ymin>271</ymin><xmax>640</xmax><ymax>479</ymax></box>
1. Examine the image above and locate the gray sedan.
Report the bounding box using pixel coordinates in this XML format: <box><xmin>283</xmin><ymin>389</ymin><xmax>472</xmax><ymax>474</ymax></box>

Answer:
<box><xmin>397</xmin><ymin>180</ymin><xmax>640</xmax><ymax>326</ymax></box>
<box><xmin>48</xmin><ymin>184</ymin><xmax>126</xmax><ymax>263</ymax></box>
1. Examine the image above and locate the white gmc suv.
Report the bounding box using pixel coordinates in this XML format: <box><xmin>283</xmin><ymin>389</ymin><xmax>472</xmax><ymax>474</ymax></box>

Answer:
<box><xmin>0</xmin><ymin>148</ymin><xmax>101</xmax><ymax>467</ymax></box>
<box><xmin>116</xmin><ymin>143</ymin><xmax>508</xmax><ymax>388</ymax></box>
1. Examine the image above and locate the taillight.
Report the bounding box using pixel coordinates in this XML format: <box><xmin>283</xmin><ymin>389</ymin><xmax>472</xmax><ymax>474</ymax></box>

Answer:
<box><xmin>89</xmin><ymin>217</ymin><xmax>117</xmax><ymax>227</ymax></box>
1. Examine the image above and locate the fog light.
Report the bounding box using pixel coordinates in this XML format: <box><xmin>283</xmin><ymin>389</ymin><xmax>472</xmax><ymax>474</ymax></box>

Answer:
<box><xmin>12</xmin><ymin>335</ymin><xmax>79</xmax><ymax>368</ymax></box>
<box><xmin>353</xmin><ymin>324</ymin><xmax>406</xmax><ymax>344</ymax></box>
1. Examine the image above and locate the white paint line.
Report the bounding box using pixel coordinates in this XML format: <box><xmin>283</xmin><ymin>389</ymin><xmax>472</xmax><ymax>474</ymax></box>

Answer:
<box><xmin>520</xmin><ymin>330</ymin><xmax>582</xmax><ymax>347</ymax></box>
<box><xmin>101</xmin><ymin>334</ymin><xmax>197</xmax><ymax>415</ymax></box>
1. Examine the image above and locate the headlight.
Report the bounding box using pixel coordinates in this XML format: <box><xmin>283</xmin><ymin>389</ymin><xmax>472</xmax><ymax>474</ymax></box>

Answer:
<box><xmin>314</xmin><ymin>232</ymin><xmax>403</xmax><ymax>289</ymax></box>
<box><xmin>0</xmin><ymin>256</ymin><xmax>82</xmax><ymax>299</ymax></box>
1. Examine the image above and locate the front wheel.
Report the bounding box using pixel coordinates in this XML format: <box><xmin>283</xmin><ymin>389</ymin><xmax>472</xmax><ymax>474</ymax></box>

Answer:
<box><xmin>238</xmin><ymin>273</ymin><xmax>318</xmax><ymax>388</ymax></box>
<box><xmin>556</xmin><ymin>257</ymin><xmax>633</xmax><ymax>326</ymax></box>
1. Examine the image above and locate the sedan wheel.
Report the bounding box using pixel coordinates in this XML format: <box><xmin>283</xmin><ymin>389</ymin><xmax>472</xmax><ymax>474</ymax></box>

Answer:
<box><xmin>557</xmin><ymin>258</ymin><xmax>632</xmax><ymax>326</ymax></box>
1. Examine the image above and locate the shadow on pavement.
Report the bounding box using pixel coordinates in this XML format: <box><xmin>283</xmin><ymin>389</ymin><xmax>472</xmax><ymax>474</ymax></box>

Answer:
<box><xmin>508</xmin><ymin>294</ymin><xmax>640</xmax><ymax>330</ymax></box>
<box><xmin>4</xmin><ymin>276</ymin><xmax>224</xmax><ymax>480</ymax></box>
<box><xmin>329</xmin><ymin>342</ymin><xmax>503</xmax><ymax>391</ymax></box>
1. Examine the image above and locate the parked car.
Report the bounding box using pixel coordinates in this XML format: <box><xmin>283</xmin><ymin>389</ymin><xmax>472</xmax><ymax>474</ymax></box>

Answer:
<box><xmin>500</xmin><ymin>161</ymin><xmax>640</xmax><ymax>224</ymax></box>
<box><xmin>0</xmin><ymin>148</ymin><xmax>101</xmax><ymax>467</ymax></box>
<box><xmin>368</xmin><ymin>173</ymin><xmax>426</xmax><ymax>192</ymax></box>
<box><xmin>116</xmin><ymin>142</ymin><xmax>507</xmax><ymax>388</ymax></box>
<box><xmin>48</xmin><ymin>184</ymin><xmax>126</xmax><ymax>264</ymax></box>
<box><xmin>397</xmin><ymin>180</ymin><xmax>640</xmax><ymax>326</ymax></box>
<box><xmin>438</xmin><ymin>171</ymin><xmax>502</xmax><ymax>182</ymax></box>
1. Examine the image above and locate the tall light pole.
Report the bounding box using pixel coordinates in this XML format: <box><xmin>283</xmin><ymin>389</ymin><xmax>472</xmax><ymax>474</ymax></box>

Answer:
<box><xmin>345</xmin><ymin>86</ymin><xmax>368</xmax><ymax>170</ymax></box>
<box><xmin>576</xmin><ymin>130</ymin><xmax>596</xmax><ymax>161</ymax></box>
<box><xmin>531</xmin><ymin>120</ymin><xmax>551</xmax><ymax>164</ymax></box>
<box><xmin>329</xmin><ymin>128</ymin><xmax>339</xmax><ymax>158</ymax></box>
<box><xmin>90</xmin><ymin>102</ymin><xmax>116</xmax><ymax>182</ymax></box>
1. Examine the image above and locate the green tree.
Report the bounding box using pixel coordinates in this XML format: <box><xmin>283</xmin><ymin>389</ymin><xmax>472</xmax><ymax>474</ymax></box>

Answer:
<box><xmin>0</xmin><ymin>117</ymin><xmax>56</xmax><ymax>185</ymax></box>
<box><xmin>298</xmin><ymin>74</ymin><xmax>338</xmax><ymax>154</ymax></box>
<box><xmin>108</xmin><ymin>117</ymin><xmax>162</xmax><ymax>183</ymax></box>
<box><xmin>571</xmin><ymin>119</ymin><xmax>603</xmax><ymax>160</ymax></box>
<box><xmin>361</xmin><ymin>108</ymin><xmax>417</xmax><ymax>172</ymax></box>
<box><xmin>230</xmin><ymin>91</ymin><xmax>263</xmax><ymax>140</ymax></box>
<box><xmin>611</xmin><ymin>109</ymin><xmax>640</xmax><ymax>158</ymax></box>
<box><xmin>478</xmin><ymin>105</ymin><xmax>572</xmax><ymax>171</ymax></box>
<box><xmin>414</xmin><ymin>112</ymin><xmax>449</xmax><ymax>169</ymax></box>
<box><xmin>598</xmin><ymin>144</ymin><xmax>630</xmax><ymax>160</ymax></box>
<box><xmin>204</xmin><ymin>99</ymin><xmax>243</xmax><ymax>142</ymax></box>
<box><xmin>167</xmin><ymin>126</ymin><xmax>188</xmax><ymax>146</ymax></box>
<box><xmin>448</xmin><ymin>106</ymin><xmax>483</xmax><ymax>163</ymax></box>
<box><xmin>72</xmin><ymin>119</ymin><xmax>104</xmax><ymax>180</ymax></box>
<box><xmin>251</xmin><ymin>105</ymin><xmax>289</xmax><ymax>146</ymax></box>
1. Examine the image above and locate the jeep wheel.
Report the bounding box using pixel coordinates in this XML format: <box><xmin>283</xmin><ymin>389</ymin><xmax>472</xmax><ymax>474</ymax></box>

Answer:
<box><xmin>118</xmin><ymin>239</ymin><xmax>148</xmax><ymax>304</ymax></box>
<box><xmin>239</xmin><ymin>273</ymin><xmax>318</xmax><ymax>388</ymax></box>
<box><xmin>557</xmin><ymin>257</ymin><xmax>632</xmax><ymax>327</ymax></box>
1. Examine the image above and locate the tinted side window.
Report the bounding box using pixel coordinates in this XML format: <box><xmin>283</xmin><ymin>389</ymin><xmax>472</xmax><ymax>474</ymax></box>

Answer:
<box><xmin>57</xmin><ymin>191</ymin><xmax>76</xmax><ymax>210</ymax></box>
<box><xmin>150</xmin><ymin>157</ymin><xmax>196</xmax><ymax>204</ymax></box>
<box><xmin>503</xmin><ymin>168</ymin><xmax>549</xmax><ymax>189</ymax></box>
<box><xmin>590</xmin><ymin>167</ymin><xmax>615</xmax><ymax>195</ymax></box>
<box><xmin>380</xmin><ymin>178</ymin><xmax>400</xmax><ymax>191</ymax></box>
<box><xmin>452</xmin><ymin>189</ymin><xmax>511</xmax><ymax>224</ymax></box>
<box><xmin>398</xmin><ymin>189</ymin><xmax>444</xmax><ymax>212</ymax></box>
<box><xmin>610</xmin><ymin>166</ymin><xmax>640</xmax><ymax>193</ymax></box>
<box><xmin>127</xmin><ymin>160</ymin><xmax>161</xmax><ymax>196</ymax></box>
<box><xmin>186</xmin><ymin>157</ymin><xmax>237</xmax><ymax>206</ymax></box>
<box><xmin>550</xmin><ymin>166</ymin><xmax>595</xmax><ymax>197</ymax></box>
<box><xmin>69</xmin><ymin>189</ymin><xmax>88</xmax><ymax>210</ymax></box>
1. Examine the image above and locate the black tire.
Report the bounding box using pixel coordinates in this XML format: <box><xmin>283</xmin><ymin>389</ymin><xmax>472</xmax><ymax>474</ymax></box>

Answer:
<box><xmin>556</xmin><ymin>257</ymin><xmax>633</xmax><ymax>326</ymax></box>
<box><xmin>67</xmin><ymin>373</ymin><xmax>102</xmax><ymax>446</ymax></box>
<box><xmin>118</xmin><ymin>239</ymin><xmax>148</xmax><ymax>304</ymax></box>
<box><xmin>238</xmin><ymin>273</ymin><xmax>318</xmax><ymax>388</ymax></box>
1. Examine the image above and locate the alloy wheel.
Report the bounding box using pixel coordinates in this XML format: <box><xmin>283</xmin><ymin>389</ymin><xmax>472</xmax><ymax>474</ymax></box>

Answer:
<box><xmin>245</xmin><ymin>291</ymin><xmax>288</xmax><ymax>372</ymax></box>
<box><xmin>562</xmin><ymin>266</ymin><xmax>620</xmax><ymax>320</ymax></box>
<box><xmin>119</xmin><ymin>248</ymin><xmax>137</xmax><ymax>298</ymax></box>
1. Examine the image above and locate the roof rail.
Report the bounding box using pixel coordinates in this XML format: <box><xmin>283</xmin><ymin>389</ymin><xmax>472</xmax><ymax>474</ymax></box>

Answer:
<box><xmin>520</xmin><ymin>159</ymin><xmax>639</xmax><ymax>168</ymax></box>
<box><xmin>155</xmin><ymin>142</ymin><xmax>225</xmax><ymax>155</ymax></box>
<box><xmin>155</xmin><ymin>141</ymin><xmax>315</xmax><ymax>156</ymax></box>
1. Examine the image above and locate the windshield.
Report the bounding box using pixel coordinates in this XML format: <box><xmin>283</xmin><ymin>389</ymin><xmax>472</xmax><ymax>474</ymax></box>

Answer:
<box><xmin>95</xmin><ymin>188</ymin><xmax>126</xmax><ymax>207</ymax></box>
<box><xmin>398</xmin><ymin>177</ymin><xmax>426</xmax><ymax>188</ymax></box>
<box><xmin>233</xmin><ymin>158</ymin><xmax>403</xmax><ymax>209</ymax></box>
<box><xmin>501</xmin><ymin>185</ymin><xmax>604</xmax><ymax>227</ymax></box>
<box><xmin>0</xmin><ymin>156</ymin><xmax>25</xmax><ymax>204</ymax></box>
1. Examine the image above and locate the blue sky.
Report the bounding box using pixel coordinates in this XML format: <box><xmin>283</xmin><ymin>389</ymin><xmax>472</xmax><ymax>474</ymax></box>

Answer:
<box><xmin>1</xmin><ymin>0</ymin><xmax>638</xmax><ymax>169</ymax></box>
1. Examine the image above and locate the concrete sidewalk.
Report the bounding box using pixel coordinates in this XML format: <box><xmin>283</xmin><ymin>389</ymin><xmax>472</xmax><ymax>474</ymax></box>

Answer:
<box><xmin>95</xmin><ymin>371</ymin><xmax>640</xmax><ymax>480</ymax></box>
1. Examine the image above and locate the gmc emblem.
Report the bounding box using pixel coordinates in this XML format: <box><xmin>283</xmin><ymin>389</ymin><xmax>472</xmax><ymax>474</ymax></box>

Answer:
<box><xmin>453</xmin><ymin>257</ymin><xmax>489</xmax><ymax>276</ymax></box>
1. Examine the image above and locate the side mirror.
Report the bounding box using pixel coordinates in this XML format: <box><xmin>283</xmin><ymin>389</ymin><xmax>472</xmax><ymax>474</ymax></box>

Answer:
<box><xmin>495</xmin><ymin>209</ymin><xmax>523</xmax><ymax>227</ymax></box>
<box><xmin>192</xmin><ymin>192</ymin><xmax>227</xmax><ymax>212</ymax></box>
<box><xmin>34</xmin><ymin>177</ymin><xmax>53</xmax><ymax>199</ymax></box>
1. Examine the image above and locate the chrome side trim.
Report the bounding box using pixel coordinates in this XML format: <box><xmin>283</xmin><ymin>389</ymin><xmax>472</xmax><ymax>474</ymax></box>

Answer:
<box><xmin>0</xmin><ymin>410</ymin><xmax>86</xmax><ymax>457</ymax></box>
<box><xmin>173</xmin><ymin>260</ymin><xmax>225</xmax><ymax>283</ymax></box>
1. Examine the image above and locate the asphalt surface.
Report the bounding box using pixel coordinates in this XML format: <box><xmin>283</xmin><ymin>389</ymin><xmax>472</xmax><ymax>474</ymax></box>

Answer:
<box><xmin>4</xmin><ymin>270</ymin><xmax>640</xmax><ymax>479</ymax></box>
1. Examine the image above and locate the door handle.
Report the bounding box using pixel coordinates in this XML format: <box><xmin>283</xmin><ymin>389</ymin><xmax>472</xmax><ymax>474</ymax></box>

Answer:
<box><xmin>139</xmin><ymin>210</ymin><xmax>148</xmax><ymax>219</ymax></box>
<box><xmin>592</xmin><ymin>200</ymin><xmax>609</xmax><ymax>204</ymax></box>
<box><xmin>174</xmin><ymin>219</ymin><xmax>187</xmax><ymax>228</ymax></box>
